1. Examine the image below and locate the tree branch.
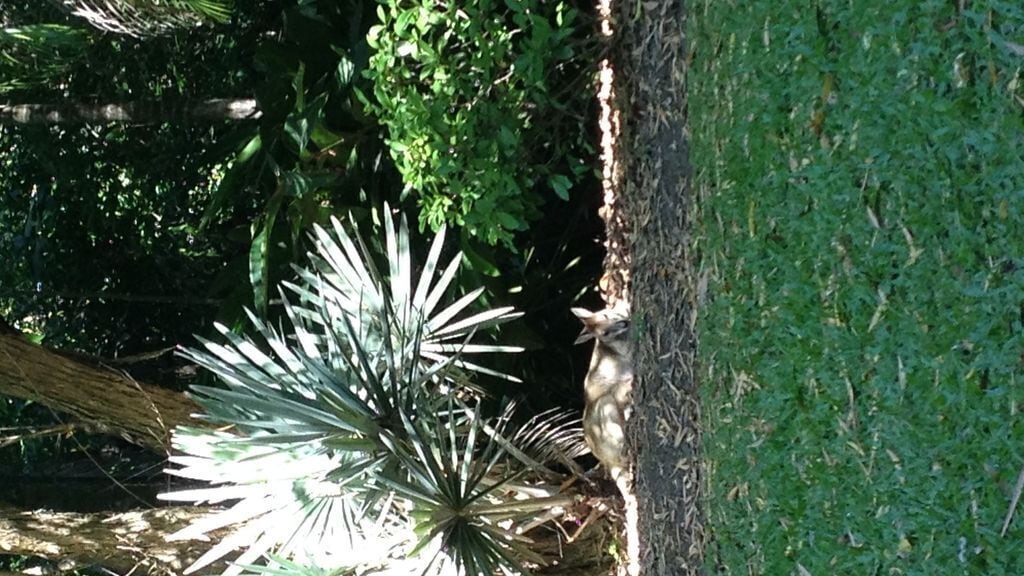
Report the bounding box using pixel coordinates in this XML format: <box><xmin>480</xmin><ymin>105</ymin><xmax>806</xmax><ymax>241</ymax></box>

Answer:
<box><xmin>0</xmin><ymin>332</ymin><xmax>204</xmax><ymax>452</ymax></box>
<box><xmin>0</xmin><ymin>505</ymin><xmax>228</xmax><ymax>575</ymax></box>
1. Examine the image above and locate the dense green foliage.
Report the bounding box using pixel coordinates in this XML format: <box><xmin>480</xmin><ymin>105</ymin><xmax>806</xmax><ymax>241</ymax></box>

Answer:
<box><xmin>0</xmin><ymin>123</ymin><xmax>233</xmax><ymax>355</ymax></box>
<box><xmin>0</xmin><ymin>0</ymin><xmax>603</xmax><ymax>542</ymax></box>
<box><xmin>0</xmin><ymin>0</ymin><xmax>601</xmax><ymax>365</ymax></box>
<box><xmin>0</xmin><ymin>24</ymin><xmax>90</xmax><ymax>93</ymax></box>
<box><xmin>365</xmin><ymin>0</ymin><xmax>593</xmax><ymax>247</ymax></box>
<box><xmin>0</xmin><ymin>0</ymin><xmax>269</xmax><ymax>356</ymax></box>
<box><xmin>692</xmin><ymin>0</ymin><xmax>1024</xmax><ymax>572</ymax></box>
<box><xmin>207</xmin><ymin>0</ymin><xmax>392</xmax><ymax>318</ymax></box>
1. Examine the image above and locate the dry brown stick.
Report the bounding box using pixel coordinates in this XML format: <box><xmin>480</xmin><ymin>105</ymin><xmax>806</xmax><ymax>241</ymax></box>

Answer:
<box><xmin>1000</xmin><ymin>462</ymin><xmax>1024</xmax><ymax>536</ymax></box>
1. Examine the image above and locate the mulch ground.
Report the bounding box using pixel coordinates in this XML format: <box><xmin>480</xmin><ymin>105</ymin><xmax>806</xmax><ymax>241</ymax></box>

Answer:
<box><xmin>602</xmin><ymin>0</ymin><xmax>704</xmax><ymax>573</ymax></box>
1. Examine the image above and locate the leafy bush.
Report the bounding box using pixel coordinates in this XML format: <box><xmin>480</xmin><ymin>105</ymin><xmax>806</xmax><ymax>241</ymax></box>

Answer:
<box><xmin>199</xmin><ymin>0</ymin><xmax>389</xmax><ymax>319</ymax></box>
<box><xmin>692</xmin><ymin>0</ymin><xmax>1024</xmax><ymax>573</ymax></box>
<box><xmin>364</xmin><ymin>0</ymin><xmax>591</xmax><ymax>247</ymax></box>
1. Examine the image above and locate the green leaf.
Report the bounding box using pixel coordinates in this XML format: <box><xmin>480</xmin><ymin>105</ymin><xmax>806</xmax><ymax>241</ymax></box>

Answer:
<box><xmin>309</xmin><ymin>122</ymin><xmax>347</xmax><ymax>150</ymax></box>
<box><xmin>283</xmin><ymin>116</ymin><xmax>310</xmax><ymax>156</ymax></box>
<box><xmin>548</xmin><ymin>173</ymin><xmax>572</xmax><ymax>201</ymax></box>
<box><xmin>249</xmin><ymin>193</ymin><xmax>285</xmax><ymax>315</ymax></box>
<box><xmin>280</xmin><ymin>171</ymin><xmax>313</xmax><ymax>198</ymax></box>
<box><xmin>362</xmin><ymin>0</ymin><xmax>588</xmax><ymax>246</ymax></box>
<box><xmin>283</xmin><ymin>93</ymin><xmax>328</xmax><ymax>156</ymax></box>
<box><xmin>200</xmin><ymin>133</ymin><xmax>261</xmax><ymax>230</ymax></box>
<box><xmin>462</xmin><ymin>240</ymin><xmax>501</xmax><ymax>277</ymax></box>
<box><xmin>292</xmin><ymin>61</ymin><xmax>306</xmax><ymax>111</ymax></box>
<box><xmin>237</xmin><ymin>133</ymin><xmax>263</xmax><ymax>163</ymax></box>
<box><xmin>336</xmin><ymin>55</ymin><xmax>355</xmax><ymax>89</ymax></box>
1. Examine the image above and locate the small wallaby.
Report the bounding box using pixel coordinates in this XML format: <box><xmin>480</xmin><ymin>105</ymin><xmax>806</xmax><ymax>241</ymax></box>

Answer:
<box><xmin>572</xmin><ymin>305</ymin><xmax>633</xmax><ymax>483</ymax></box>
<box><xmin>573</xmin><ymin>304</ymin><xmax>640</xmax><ymax>575</ymax></box>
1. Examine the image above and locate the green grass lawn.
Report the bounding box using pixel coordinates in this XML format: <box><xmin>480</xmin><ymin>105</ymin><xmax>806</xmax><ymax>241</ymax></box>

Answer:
<box><xmin>690</xmin><ymin>1</ymin><xmax>1024</xmax><ymax>573</ymax></box>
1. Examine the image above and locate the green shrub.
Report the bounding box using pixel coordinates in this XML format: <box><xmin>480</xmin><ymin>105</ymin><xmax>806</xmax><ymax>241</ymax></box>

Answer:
<box><xmin>365</xmin><ymin>0</ymin><xmax>589</xmax><ymax>247</ymax></box>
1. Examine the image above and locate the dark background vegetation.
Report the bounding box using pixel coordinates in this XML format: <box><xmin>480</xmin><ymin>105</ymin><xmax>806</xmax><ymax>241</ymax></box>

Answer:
<box><xmin>0</xmin><ymin>0</ymin><xmax>606</xmax><ymax>517</ymax></box>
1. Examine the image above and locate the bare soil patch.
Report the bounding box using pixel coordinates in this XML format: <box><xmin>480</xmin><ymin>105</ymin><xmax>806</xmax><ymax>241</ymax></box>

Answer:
<box><xmin>601</xmin><ymin>0</ymin><xmax>704</xmax><ymax>573</ymax></box>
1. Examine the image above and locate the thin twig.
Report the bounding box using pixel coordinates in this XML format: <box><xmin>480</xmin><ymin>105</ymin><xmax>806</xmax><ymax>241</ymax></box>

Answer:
<box><xmin>0</xmin><ymin>424</ymin><xmax>76</xmax><ymax>448</ymax></box>
<box><xmin>1001</xmin><ymin>462</ymin><xmax>1024</xmax><ymax>536</ymax></box>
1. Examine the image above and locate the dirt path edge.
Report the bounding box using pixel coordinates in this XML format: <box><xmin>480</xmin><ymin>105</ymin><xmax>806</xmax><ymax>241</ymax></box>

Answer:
<box><xmin>613</xmin><ymin>0</ymin><xmax>705</xmax><ymax>573</ymax></box>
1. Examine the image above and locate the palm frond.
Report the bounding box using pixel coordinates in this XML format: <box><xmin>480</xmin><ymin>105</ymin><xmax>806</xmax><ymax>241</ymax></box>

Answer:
<box><xmin>161</xmin><ymin>204</ymin><xmax>585</xmax><ymax>576</ymax></box>
<box><xmin>380</xmin><ymin>399</ymin><xmax>549</xmax><ymax>576</ymax></box>
<box><xmin>50</xmin><ymin>0</ymin><xmax>233</xmax><ymax>37</ymax></box>
<box><xmin>294</xmin><ymin>205</ymin><xmax>523</xmax><ymax>383</ymax></box>
<box><xmin>160</xmin><ymin>431</ymin><xmax>376</xmax><ymax>576</ymax></box>
<box><xmin>510</xmin><ymin>408</ymin><xmax>589</xmax><ymax>475</ymax></box>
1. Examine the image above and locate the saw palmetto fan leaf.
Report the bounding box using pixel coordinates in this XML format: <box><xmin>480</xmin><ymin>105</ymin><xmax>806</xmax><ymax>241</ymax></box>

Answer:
<box><xmin>49</xmin><ymin>0</ymin><xmax>232</xmax><ymax>37</ymax></box>
<box><xmin>162</xmin><ymin>205</ymin><xmax>579</xmax><ymax>576</ymax></box>
<box><xmin>289</xmin><ymin>203</ymin><xmax>525</xmax><ymax>385</ymax></box>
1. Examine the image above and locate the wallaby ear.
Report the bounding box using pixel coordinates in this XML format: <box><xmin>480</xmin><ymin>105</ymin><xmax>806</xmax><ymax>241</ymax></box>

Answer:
<box><xmin>570</xmin><ymin>307</ymin><xmax>594</xmax><ymax>321</ymax></box>
<box><xmin>574</xmin><ymin>329</ymin><xmax>595</xmax><ymax>345</ymax></box>
<box><xmin>571</xmin><ymin>307</ymin><xmax>596</xmax><ymax>344</ymax></box>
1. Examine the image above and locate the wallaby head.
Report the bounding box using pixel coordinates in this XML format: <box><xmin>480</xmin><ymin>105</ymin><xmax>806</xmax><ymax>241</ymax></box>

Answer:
<box><xmin>571</xmin><ymin>306</ymin><xmax>631</xmax><ymax>353</ymax></box>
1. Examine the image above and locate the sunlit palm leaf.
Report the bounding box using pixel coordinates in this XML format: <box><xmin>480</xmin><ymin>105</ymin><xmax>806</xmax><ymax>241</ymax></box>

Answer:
<box><xmin>52</xmin><ymin>0</ymin><xmax>233</xmax><ymax>37</ymax></box>
<box><xmin>511</xmin><ymin>408</ymin><xmax>589</xmax><ymax>476</ymax></box>
<box><xmin>379</xmin><ymin>399</ymin><xmax>560</xmax><ymax>575</ymax></box>
<box><xmin>162</xmin><ymin>204</ymin><xmax>582</xmax><ymax>576</ymax></box>
<box><xmin>296</xmin><ymin>204</ymin><xmax>523</xmax><ymax>383</ymax></box>
<box><xmin>161</xmin><ymin>432</ymin><xmax>376</xmax><ymax>576</ymax></box>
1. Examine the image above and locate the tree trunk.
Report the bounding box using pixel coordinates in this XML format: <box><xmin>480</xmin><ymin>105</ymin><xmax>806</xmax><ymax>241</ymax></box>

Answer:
<box><xmin>615</xmin><ymin>0</ymin><xmax>705</xmax><ymax>574</ymax></box>
<box><xmin>0</xmin><ymin>332</ymin><xmax>201</xmax><ymax>452</ymax></box>
<box><xmin>0</xmin><ymin>98</ymin><xmax>260</xmax><ymax>125</ymax></box>
<box><xmin>0</xmin><ymin>505</ymin><xmax>227</xmax><ymax>575</ymax></box>
<box><xmin>0</xmin><ymin>501</ymin><xmax>618</xmax><ymax>576</ymax></box>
